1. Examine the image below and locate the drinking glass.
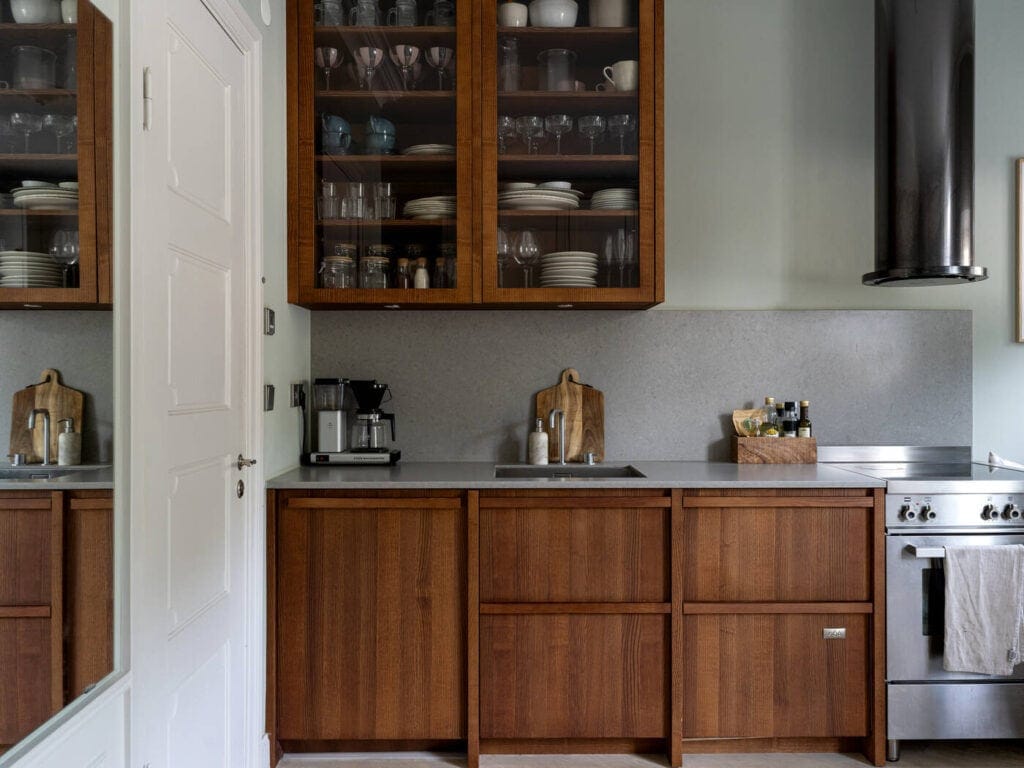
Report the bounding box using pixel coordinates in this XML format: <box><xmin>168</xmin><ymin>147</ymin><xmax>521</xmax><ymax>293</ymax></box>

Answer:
<box><xmin>513</xmin><ymin>228</ymin><xmax>540</xmax><ymax>288</ymax></box>
<box><xmin>355</xmin><ymin>46</ymin><xmax>384</xmax><ymax>90</ymax></box>
<box><xmin>314</xmin><ymin>0</ymin><xmax>346</xmax><ymax>25</ymax></box>
<box><xmin>616</xmin><ymin>227</ymin><xmax>637</xmax><ymax>287</ymax></box>
<box><xmin>389</xmin><ymin>44</ymin><xmax>420</xmax><ymax>91</ymax></box>
<box><xmin>0</xmin><ymin>117</ymin><xmax>15</xmax><ymax>153</ymax></box>
<box><xmin>349</xmin><ymin>0</ymin><xmax>382</xmax><ymax>26</ymax></box>
<box><xmin>497</xmin><ymin>115</ymin><xmax>515</xmax><ymax>154</ymax></box>
<box><xmin>386</xmin><ymin>0</ymin><xmax>418</xmax><ymax>26</ymax></box>
<box><xmin>544</xmin><ymin>114</ymin><xmax>572</xmax><ymax>155</ymax></box>
<box><xmin>607</xmin><ymin>113</ymin><xmax>637</xmax><ymax>154</ymax></box>
<box><xmin>496</xmin><ymin>226</ymin><xmax>512</xmax><ymax>288</ymax></box>
<box><xmin>314</xmin><ymin>46</ymin><xmax>342</xmax><ymax>90</ymax></box>
<box><xmin>515</xmin><ymin>116</ymin><xmax>543</xmax><ymax>155</ymax></box>
<box><xmin>49</xmin><ymin>229</ymin><xmax>79</xmax><ymax>287</ymax></box>
<box><xmin>43</xmin><ymin>114</ymin><xmax>75</xmax><ymax>154</ymax></box>
<box><xmin>577</xmin><ymin>115</ymin><xmax>605</xmax><ymax>155</ymax></box>
<box><xmin>426</xmin><ymin>46</ymin><xmax>453</xmax><ymax>90</ymax></box>
<box><xmin>603</xmin><ymin>232</ymin><xmax>615</xmax><ymax>287</ymax></box>
<box><xmin>10</xmin><ymin>112</ymin><xmax>42</xmax><ymax>153</ymax></box>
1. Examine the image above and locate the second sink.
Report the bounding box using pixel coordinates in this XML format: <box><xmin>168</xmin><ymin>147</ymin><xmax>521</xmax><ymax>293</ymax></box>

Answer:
<box><xmin>494</xmin><ymin>464</ymin><xmax>646</xmax><ymax>480</ymax></box>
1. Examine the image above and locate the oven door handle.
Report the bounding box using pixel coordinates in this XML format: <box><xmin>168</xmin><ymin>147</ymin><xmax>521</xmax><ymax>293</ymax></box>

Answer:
<box><xmin>908</xmin><ymin>545</ymin><xmax>946</xmax><ymax>559</ymax></box>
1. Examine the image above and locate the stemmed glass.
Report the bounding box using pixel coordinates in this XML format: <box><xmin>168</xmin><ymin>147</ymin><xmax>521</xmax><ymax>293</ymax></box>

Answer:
<box><xmin>426</xmin><ymin>46</ymin><xmax>453</xmax><ymax>90</ymax></box>
<box><xmin>389</xmin><ymin>44</ymin><xmax>420</xmax><ymax>91</ymax></box>
<box><xmin>607</xmin><ymin>113</ymin><xmax>637</xmax><ymax>154</ymax></box>
<box><xmin>314</xmin><ymin>46</ymin><xmax>341</xmax><ymax>90</ymax></box>
<box><xmin>10</xmin><ymin>112</ymin><xmax>42</xmax><ymax>153</ymax></box>
<box><xmin>544</xmin><ymin>114</ymin><xmax>572</xmax><ymax>155</ymax></box>
<box><xmin>514</xmin><ymin>228</ymin><xmax>540</xmax><ymax>288</ymax></box>
<box><xmin>49</xmin><ymin>229</ymin><xmax>79</xmax><ymax>287</ymax></box>
<box><xmin>355</xmin><ymin>46</ymin><xmax>384</xmax><ymax>90</ymax></box>
<box><xmin>497</xmin><ymin>115</ymin><xmax>516</xmax><ymax>154</ymax></box>
<box><xmin>496</xmin><ymin>227</ymin><xmax>512</xmax><ymax>288</ymax></box>
<box><xmin>577</xmin><ymin>115</ymin><xmax>605</xmax><ymax>155</ymax></box>
<box><xmin>515</xmin><ymin>116</ymin><xmax>543</xmax><ymax>155</ymax></box>
<box><xmin>43</xmin><ymin>114</ymin><xmax>75</xmax><ymax>154</ymax></box>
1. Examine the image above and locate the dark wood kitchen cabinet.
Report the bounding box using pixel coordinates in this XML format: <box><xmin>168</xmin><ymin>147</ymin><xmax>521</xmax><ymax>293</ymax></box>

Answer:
<box><xmin>269</xmin><ymin>490</ymin><xmax>467</xmax><ymax>753</ymax></box>
<box><xmin>286</xmin><ymin>1</ymin><xmax>664</xmax><ymax>309</ymax></box>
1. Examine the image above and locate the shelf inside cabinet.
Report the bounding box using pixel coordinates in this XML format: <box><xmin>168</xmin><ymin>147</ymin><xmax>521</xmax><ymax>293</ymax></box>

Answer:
<box><xmin>313</xmin><ymin>25</ymin><xmax>457</xmax><ymax>50</ymax></box>
<box><xmin>317</xmin><ymin>154</ymin><xmax>455</xmax><ymax>178</ymax></box>
<box><xmin>0</xmin><ymin>22</ymin><xmax>76</xmax><ymax>46</ymax></box>
<box><xmin>498</xmin><ymin>154</ymin><xmax>637</xmax><ymax>179</ymax></box>
<box><xmin>319</xmin><ymin>218</ymin><xmax>456</xmax><ymax>228</ymax></box>
<box><xmin>497</xmin><ymin>26</ymin><xmax>638</xmax><ymax>58</ymax></box>
<box><xmin>315</xmin><ymin>90</ymin><xmax>455</xmax><ymax>120</ymax></box>
<box><xmin>0</xmin><ymin>154</ymin><xmax>78</xmax><ymax>177</ymax></box>
<box><xmin>498</xmin><ymin>91</ymin><xmax>637</xmax><ymax>115</ymax></box>
<box><xmin>0</xmin><ymin>209</ymin><xmax>77</xmax><ymax>217</ymax></box>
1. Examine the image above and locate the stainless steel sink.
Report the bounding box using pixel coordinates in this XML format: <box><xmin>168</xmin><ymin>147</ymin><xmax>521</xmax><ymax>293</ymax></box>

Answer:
<box><xmin>0</xmin><ymin>465</ymin><xmax>106</xmax><ymax>481</ymax></box>
<box><xmin>494</xmin><ymin>464</ymin><xmax>646</xmax><ymax>480</ymax></box>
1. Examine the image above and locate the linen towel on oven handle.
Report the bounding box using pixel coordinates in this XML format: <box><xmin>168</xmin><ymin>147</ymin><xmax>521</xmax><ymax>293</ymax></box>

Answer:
<box><xmin>943</xmin><ymin>544</ymin><xmax>1024</xmax><ymax>676</ymax></box>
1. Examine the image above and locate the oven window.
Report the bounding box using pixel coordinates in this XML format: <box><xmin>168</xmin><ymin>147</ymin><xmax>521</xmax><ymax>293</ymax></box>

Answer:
<box><xmin>922</xmin><ymin>565</ymin><xmax>945</xmax><ymax>637</ymax></box>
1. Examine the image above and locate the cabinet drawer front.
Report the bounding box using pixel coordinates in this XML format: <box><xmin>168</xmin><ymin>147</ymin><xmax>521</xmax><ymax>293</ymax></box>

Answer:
<box><xmin>682</xmin><ymin>506</ymin><xmax>871</xmax><ymax>602</ymax></box>
<box><xmin>481</xmin><ymin>614</ymin><xmax>668</xmax><ymax>739</ymax></box>
<box><xmin>683</xmin><ymin>613</ymin><xmax>869</xmax><ymax>739</ymax></box>
<box><xmin>0</xmin><ymin>618</ymin><xmax>53</xmax><ymax>747</ymax></box>
<box><xmin>481</xmin><ymin>506</ymin><xmax>669</xmax><ymax>602</ymax></box>
<box><xmin>0</xmin><ymin>504</ymin><xmax>52</xmax><ymax>606</ymax></box>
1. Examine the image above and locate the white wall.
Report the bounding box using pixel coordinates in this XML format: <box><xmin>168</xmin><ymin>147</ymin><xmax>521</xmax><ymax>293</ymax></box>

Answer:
<box><xmin>666</xmin><ymin>0</ymin><xmax>1024</xmax><ymax>461</ymax></box>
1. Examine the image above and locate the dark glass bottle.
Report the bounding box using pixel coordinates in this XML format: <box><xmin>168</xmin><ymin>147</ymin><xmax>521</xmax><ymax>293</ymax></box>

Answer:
<box><xmin>798</xmin><ymin>400</ymin><xmax>812</xmax><ymax>438</ymax></box>
<box><xmin>781</xmin><ymin>401</ymin><xmax>798</xmax><ymax>438</ymax></box>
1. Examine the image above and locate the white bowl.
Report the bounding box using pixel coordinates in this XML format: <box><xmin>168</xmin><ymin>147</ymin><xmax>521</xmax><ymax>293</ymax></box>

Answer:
<box><xmin>20</xmin><ymin>179</ymin><xmax>54</xmax><ymax>188</ymax></box>
<box><xmin>538</xmin><ymin>181</ymin><xmax>572</xmax><ymax>190</ymax></box>
<box><xmin>529</xmin><ymin>0</ymin><xmax>578</xmax><ymax>28</ymax></box>
<box><xmin>10</xmin><ymin>0</ymin><xmax>58</xmax><ymax>23</ymax></box>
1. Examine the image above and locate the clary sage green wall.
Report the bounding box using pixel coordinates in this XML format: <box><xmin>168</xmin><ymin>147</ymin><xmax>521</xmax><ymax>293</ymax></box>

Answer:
<box><xmin>665</xmin><ymin>0</ymin><xmax>1024</xmax><ymax>461</ymax></box>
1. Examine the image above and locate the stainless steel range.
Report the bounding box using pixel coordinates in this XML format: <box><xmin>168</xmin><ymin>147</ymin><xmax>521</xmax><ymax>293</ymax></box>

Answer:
<box><xmin>823</xmin><ymin>446</ymin><xmax>1024</xmax><ymax>762</ymax></box>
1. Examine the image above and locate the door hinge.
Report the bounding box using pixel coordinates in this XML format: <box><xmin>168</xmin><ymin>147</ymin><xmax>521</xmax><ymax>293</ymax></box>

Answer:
<box><xmin>142</xmin><ymin>66</ymin><xmax>153</xmax><ymax>131</ymax></box>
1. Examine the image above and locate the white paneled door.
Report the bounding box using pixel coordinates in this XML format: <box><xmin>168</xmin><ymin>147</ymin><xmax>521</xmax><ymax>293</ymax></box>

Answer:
<box><xmin>131</xmin><ymin>0</ymin><xmax>263</xmax><ymax>766</ymax></box>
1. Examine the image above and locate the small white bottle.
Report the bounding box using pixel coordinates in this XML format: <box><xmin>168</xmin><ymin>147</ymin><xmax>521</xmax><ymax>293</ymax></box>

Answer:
<box><xmin>527</xmin><ymin>418</ymin><xmax>549</xmax><ymax>465</ymax></box>
<box><xmin>57</xmin><ymin>417</ymin><xmax>81</xmax><ymax>466</ymax></box>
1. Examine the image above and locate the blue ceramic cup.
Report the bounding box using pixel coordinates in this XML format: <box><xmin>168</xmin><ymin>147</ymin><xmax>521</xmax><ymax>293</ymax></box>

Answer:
<box><xmin>321</xmin><ymin>113</ymin><xmax>352</xmax><ymax>154</ymax></box>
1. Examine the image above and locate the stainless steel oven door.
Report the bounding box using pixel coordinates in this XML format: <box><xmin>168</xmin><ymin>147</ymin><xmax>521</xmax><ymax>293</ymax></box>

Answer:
<box><xmin>887</xmin><ymin>533</ymin><xmax>1024</xmax><ymax>682</ymax></box>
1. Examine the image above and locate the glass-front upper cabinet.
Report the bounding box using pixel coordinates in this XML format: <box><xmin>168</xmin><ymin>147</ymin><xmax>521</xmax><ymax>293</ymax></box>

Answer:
<box><xmin>481</xmin><ymin>0</ymin><xmax>662</xmax><ymax>307</ymax></box>
<box><xmin>0</xmin><ymin>0</ymin><xmax>112</xmax><ymax>309</ymax></box>
<box><xmin>289</xmin><ymin>0</ymin><xmax>475</xmax><ymax>307</ymax></box>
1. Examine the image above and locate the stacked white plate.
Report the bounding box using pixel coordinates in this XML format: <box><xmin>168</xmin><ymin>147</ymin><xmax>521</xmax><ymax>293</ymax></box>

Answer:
<box><xmin>498</xmin><ymin>188</ymin><xmax>582</xmax><ymax>211</ymax></box>
<box><xmin>402</xmin><ymin>144</ymin><xmax>455</xmax><ymax>155</ymax></box>
<box><xmin>403</xmin><ymin>195</ymin><xmax>456</xmax><ymax>220</ymax></box>
<box><xmin>0</xmin><ymin>250</ymin><xmax>63</xmax><ymax>287</ymax></box>
<box><xmin>590</xmin><ymin>188</ymin><xmax>638</xmax><ymax>210</ymax></box>
<box><xmin>11</xmin><ymin>184</ymin><xmax>79</xmax><ymax>211</ymax></box>
<box><xmin>539</xmin><ymin>251</ymin><xmax>598</xmax><ymax>288</ymax></box>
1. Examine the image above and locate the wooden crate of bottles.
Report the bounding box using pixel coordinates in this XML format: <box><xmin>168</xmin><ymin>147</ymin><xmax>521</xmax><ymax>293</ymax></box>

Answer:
<box><xmin>733</xmin><ymin>437</ymin><xmax>818</xmax><ymax>464</ymax></box>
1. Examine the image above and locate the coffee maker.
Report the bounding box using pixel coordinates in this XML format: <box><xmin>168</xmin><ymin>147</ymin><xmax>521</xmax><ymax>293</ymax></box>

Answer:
<box><xmin>308</xmin><ymin>379</ymin><xmax>401</xmax><ymax>466</ymax></box>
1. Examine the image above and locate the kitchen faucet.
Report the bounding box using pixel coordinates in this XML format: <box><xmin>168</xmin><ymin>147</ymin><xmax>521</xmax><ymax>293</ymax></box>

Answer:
<box><xmin>548</xmin><ymin>408</ymin><xmax>566</xmax><ymax>465</ymax></box>
<box><xmin>27</xmin><ymin>409</ymin><xmax>53</xmax><ymax>466</ymax></box>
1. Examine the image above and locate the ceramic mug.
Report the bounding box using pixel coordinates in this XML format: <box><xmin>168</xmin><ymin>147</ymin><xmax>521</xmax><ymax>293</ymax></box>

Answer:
<box><xmin>498</xmin><ymin>1</ymin><xmax>528</xmax><ymax>27</ymax></box>
<box><xmin>320</xmin><ymin>114</ymin><xmax>352</xmax><ymax>154</ymax></box>
<box><xmin>602</xmin><ymin>59</ymin><xmax>637</xmax><ymax>92</ymax></box>
<box><xmin>588</xmin><ymin>0</ymin><xmax>629</xmax><ymax>27</ymax></box>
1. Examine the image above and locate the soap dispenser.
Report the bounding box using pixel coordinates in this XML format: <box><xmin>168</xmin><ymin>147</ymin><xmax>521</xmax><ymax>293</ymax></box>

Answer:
<box><xmin>57</xmin><ymin>417</ymin><xmax>81</xmax><ymax>466</ymax></box>
<box><xmin>528</xmin><ymin>418</ymin><xmax>548</xmax><ymax>465</ymax></box>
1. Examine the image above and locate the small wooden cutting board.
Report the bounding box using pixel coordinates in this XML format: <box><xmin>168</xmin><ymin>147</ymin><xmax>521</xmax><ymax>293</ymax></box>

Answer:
<box><xmin>8</xmin><ymin>369</ymin><xmax>84</xmax><ymax>463</ymax></box>
<box><xmin>534</xmin><ymin>368</ymin><xmax>605</xmax><ymax>463</ymax></box>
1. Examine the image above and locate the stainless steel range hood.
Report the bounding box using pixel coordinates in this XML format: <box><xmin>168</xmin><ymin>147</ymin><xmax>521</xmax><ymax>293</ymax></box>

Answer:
<box><xmin>866</xmin><ymin>0</ymin><xmax>987</xmax><ymax>286</ymax></box>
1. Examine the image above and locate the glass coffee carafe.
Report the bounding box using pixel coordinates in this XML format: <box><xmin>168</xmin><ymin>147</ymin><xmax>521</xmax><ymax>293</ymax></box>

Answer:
<box><xmin>351</xmin><ymin>411</ymin><xmax>395</xmax><ymax>452</ymax></box>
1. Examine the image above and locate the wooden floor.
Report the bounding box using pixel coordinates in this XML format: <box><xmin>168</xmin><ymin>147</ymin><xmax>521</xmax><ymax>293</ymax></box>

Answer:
<box><xmin>279</xmin><ymin>740</ymin><xmax>1024</xmax><ymax>768</ymax></box>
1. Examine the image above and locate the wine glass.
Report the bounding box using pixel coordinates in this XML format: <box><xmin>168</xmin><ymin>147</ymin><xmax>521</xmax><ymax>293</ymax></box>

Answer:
<box><xmin>607</xmin><ymin>113</ymin><xmax>637</xmax><ymax>155</ymax></box>
<box><xmin>515</xmin><ymin>115</ymin><xmax>543</xmax><ymax>155</ymax></box>
<box><xmin>10</xmin><ymin>112</ymin><xmax>42</xmax><ymax>154</ymax></box>
<box><xmin>615</xmin><ymin>227</ymin><xmax>637</xmax><ymax>287</ymax></box>
<box><xmin>426</xmin><ymin>46</ymin><xmax>453</xmax><ymax>90</ymax></box>
<box><xmin>49</xmin><ymin>229</ymin><xmax>79</xmax><ymax>287</ymax></box>
<box><xmin>389</xmin><ymin>44</ymin><xmax>420</xmax><ymax>91</ymax></box>
<box><xmin>496</xmin><ymin>226</ymin><xmax>512</xmax><ymax>288</ymax></box>
<box><xmin>314</xmin><ymin>46</ymin><xmax>341</xmax><ymax>90</ymax></box>
<box><xmin>43</xmin><ymin>114</ymin><xmax>75</xmax><ymax>154</ymax></box>
<box><xmin>355</xmin><ymin>46</ymin><xmax>384</xmax><ymax>90</ymax></box>
<box><xmin>497</xmin><ymin>115</ymin><xmax>515</xmax><ymax>154</ymax></box>
<box><xmin>514</xmin><ymin>228</ymin><xmax>540</xmax><ymax>288</ymax></box>
<box><xmin>603</xmin><ymin>232</ymin><xmax>616</xmax><ymax>287</ymax></box>
<box><xmin>544</xmin><ymin>114</ymin><xmax>572</xmax><ymax>155</ymax></box>
<box><xmin>577</xmin><ymin>114</ymin><xmax>605</xmax><ymax>155</ymax></box>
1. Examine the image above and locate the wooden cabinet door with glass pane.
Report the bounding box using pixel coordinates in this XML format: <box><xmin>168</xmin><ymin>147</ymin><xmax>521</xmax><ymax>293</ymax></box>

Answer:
<box><xmin>288</xmin><ymin>0</ymin><xmax>475</xmax><ymax>307</ymax></box>
<box><xmin>0</xmin><ymin>1</ymin><xmax>112</xmax><ymax>309</ymax></box>
<box><xmin>480</xmin><ymin>0</ymin><xmax>662</xmax><ymax>307</ymax></box>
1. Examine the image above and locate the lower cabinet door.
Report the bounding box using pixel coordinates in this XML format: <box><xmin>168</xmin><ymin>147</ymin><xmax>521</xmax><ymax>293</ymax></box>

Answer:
<box><xmin>683</xmin><ymin>613</ymin><xmax>869</xmax><ymax>739</ymax></box>
<box><xmin>0</xmin><ymin>618</ymin><xmax>54</xmax><ymax>749</ymax></box>
<box><xmin>480</xmin><ymin>613</ymin><xmax>669</xmax><ymax>739</ymax></box>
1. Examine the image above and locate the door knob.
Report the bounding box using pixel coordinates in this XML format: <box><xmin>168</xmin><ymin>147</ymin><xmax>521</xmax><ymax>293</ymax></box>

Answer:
<box><xmin>237</xmin><ymin>454</ymin><xmax>257</xmax><ymax>470</ymax></box>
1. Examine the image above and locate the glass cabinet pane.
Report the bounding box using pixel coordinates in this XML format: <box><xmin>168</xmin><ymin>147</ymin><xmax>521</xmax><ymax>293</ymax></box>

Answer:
<box><xmin>491</xmin><ymin>0</ymin><xmax>641</xmax><ymax>293</ymax></box>
<box><xmin>309</xmin><ymin>0</ymin><xmax>464</xmax><ymax>297</ymax></box>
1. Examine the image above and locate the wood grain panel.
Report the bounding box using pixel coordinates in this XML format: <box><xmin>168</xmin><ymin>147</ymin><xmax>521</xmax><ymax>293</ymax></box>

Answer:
<box><xmin>480</xmin><ymin>614</ymin><xmax>668</xmax><ymax>739</ymax></box>
<box><xmin>683</xmin><ymin>613</ymin><xmax>869</xmax><ymax>739</ymax></box>
<box><xmin>0</xmin><ymin>497</ymin><xmax>51</xmax><ymax>606</ymax></box>
<box><xmin>480</xmin><ymin>505</ymin><xmax>668</xmax><ymax>602</ymax></box>
<box><xmin>0</xmin><ymin>618</ymin><xmax>54</xmax><ymax>749</ymax></box>
<box><xmin>682</xmin><ymin>505</ymin><xmax>871</xmax><ymax>602</ymax></box>
<box><xmin>276</xmin><ymin>500</ymin><xmax>466</xmax><ymax>740</ymax></box>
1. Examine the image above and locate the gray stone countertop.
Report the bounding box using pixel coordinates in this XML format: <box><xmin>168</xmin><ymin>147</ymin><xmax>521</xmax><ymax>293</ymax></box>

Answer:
<box><xmin>267</xmin><ymin>461</ymin><xmax>885</xmax><ymax>490</ymax></box>
<box><xmin>0</xmin><ymin>465</ymin><xmax>114</xmax><ymax>490</ymax></box>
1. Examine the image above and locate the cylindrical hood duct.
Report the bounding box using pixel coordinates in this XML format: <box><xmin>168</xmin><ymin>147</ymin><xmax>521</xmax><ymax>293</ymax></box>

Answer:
<box><xmin>866</xmin><ymin>0</ymin><xmax>986</xmax><ymax>286</ymax></box>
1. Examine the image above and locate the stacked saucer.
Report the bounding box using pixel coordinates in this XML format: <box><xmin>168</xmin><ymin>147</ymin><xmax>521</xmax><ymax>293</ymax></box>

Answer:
<box><xmin>402</xmin><ymin>144</ymin><xmax>455</xmax><ymax>155</ymax></box>
<box><xmin>590</xmin><ymin>188</ymin><xmax>638</xmax><ymax>210</ymax></box>
<box><xmin>539</xmin><ymin>251</ymin><xmax>598</xmax><ymax>288</ymax></box>
<box><xmin>0</xmin><ymin>250</ymin><xmax>63</xmax><ymax>287</ymax></box>
<box><xmin>11</xmin><ymin>181</ymin><xmax>79</xmax><ymax>211</ymax></box>
<box><xmin>403</xmin><ymin>195</ymin><xmax>456</xmax><ymax>219</ymax></box>
<box><xmin>498</xmin><ymin>187</ymin><xmax>581</xmax><ymax>211</ymax></box>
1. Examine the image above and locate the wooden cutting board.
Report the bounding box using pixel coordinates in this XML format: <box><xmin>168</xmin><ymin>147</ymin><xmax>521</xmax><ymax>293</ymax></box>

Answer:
<box><xmin>8</xmin><ymin>369</ymin><xmax>84</xmax><ymax>463</ymax></box>
<box><xmin>534</xmin><ymin>368</ymin><xmax>605</xmax><ymax>463</ymax></box>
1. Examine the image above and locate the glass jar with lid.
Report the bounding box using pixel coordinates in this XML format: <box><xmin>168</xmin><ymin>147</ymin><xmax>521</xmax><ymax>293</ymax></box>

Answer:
<box><xmin>360</xmin><ymin>244</ymin><xmax>393</xmax><ymax>289</ymax></box>
<box><xmin>441</xmin><ymin>242</ymin><xmax>457</xmax><ymax>288</ymax></box>
<box><xmin>320</xmin><ymin>254</ymin><xmax>355</xmax><ymax>288</ymax></box>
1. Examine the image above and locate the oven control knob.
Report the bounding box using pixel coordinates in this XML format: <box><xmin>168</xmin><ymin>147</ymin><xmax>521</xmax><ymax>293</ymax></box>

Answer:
<box><xmin>900</xmin><ymin>505</ymin><xmax>916</xmax><ymax>521</ymax></box>
<box><xmin>983</xmin><ymin>504</ymin><xmax>999</xmax><ymax>520</ymax></box>
<box><xmin>920</xmin><ymin>504</ymin><xmax>936</xmax><ymax>521</ymax></box>
<box><xmin>1003</xmin><ymin>505</ymin><xmax>1022</xmax><ymax>521</ymax></box>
